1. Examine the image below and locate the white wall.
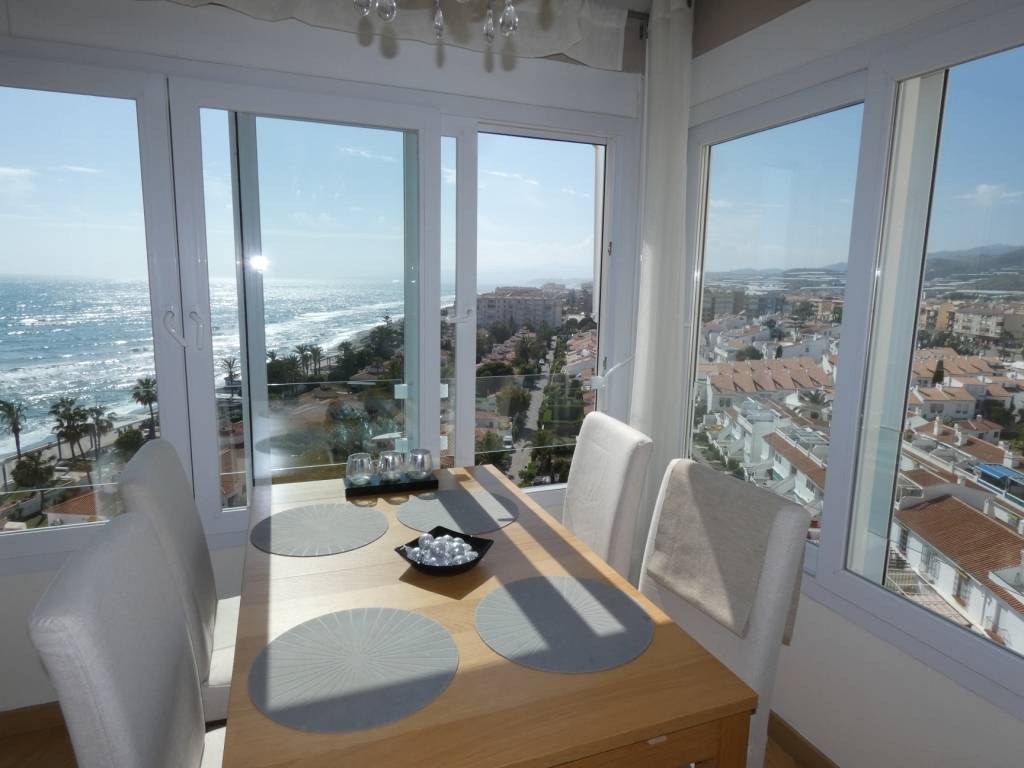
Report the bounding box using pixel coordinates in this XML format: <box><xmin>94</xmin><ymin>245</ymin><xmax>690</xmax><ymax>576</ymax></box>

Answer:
<box><xmin>776</xmin><ymin>596</ymin><xmax>1024</xmax><ymax>767</ymax></box>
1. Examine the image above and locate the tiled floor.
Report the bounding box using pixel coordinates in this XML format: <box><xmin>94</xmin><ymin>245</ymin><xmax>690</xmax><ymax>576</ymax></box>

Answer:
<box><xmin>0</xmin><ymin>723</ymin><xmax>803</xmax><ymax>768</ymax></box>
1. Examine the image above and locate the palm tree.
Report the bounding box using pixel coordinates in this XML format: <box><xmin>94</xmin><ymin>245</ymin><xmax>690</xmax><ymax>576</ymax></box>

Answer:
<box><xmin>11</xmin><ymin>452</ymin><xmax>56</xmax><ymax>515</ymax></box>
<box><xmin>220</xmin><ymin>356</ymin><xmax>239</xmax><ymax>384</ymax></box>
<box><xmin>797</xmin><ymin>390</ymin><xmax>828</xmax><ymax>421</ymax></box>
<box><xmin>293</xmin><ymin>344</ymin><xmax>312</xmax><ymax>377</ymax></box>
<box><xmin>309</xmin><ymin>345</ymin><xmax>324</xmax><ymax>377</ymax></box>
<box><xmin>132</xmin><ymin>377</ymin><xmax>158</xmax><ymax>439</ymax></box>
<box><xmin>0</xmin><ymin>399</ymin><xmax>26</xmax><ymax>460</ymax></box>
<box><xmin>266</xmin><ymin>350</ymin><xmax>278</xmax><ymax>362</ymax></box>
<box><xmin>87</xmin><ymin>405</ymin><xmax>116</xmax><ymax>461</ymax></box>
<box><xmin>49</xmin><ymin>397</ymin><xmax>89</xmax><ymax>460</ymax></box>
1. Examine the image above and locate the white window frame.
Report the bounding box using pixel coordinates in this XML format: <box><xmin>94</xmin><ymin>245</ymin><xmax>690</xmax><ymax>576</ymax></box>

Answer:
<box><xmin>0</xmin><ymin>31</ymin><xmax>643</xmax><ymax>556</ymax></box>
<box><xmin>167</xmin><ymin>75</ymin><xmax>443</xmax><ymax>537</ymax></box>
<box><xmin>684</xmin><ymin>0</ymin><xmax>1024</xmax><ymax>719</ymax></box>
<box><xmin>0</xmin><ymin>53</ymin><xmax>190</xmax><ymax>564</ymax></box>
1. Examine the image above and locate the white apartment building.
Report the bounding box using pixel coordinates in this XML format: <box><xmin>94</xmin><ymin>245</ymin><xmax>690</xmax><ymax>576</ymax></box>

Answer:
<box><xmin>893</xmin><ymin>489</ymin><xmax>1024</xmax><ymax>654</ymax></box>
<box><xmin>476</xmin><ymin>289</ymin><xmax>563</xmax><ymax>330</ymax></box>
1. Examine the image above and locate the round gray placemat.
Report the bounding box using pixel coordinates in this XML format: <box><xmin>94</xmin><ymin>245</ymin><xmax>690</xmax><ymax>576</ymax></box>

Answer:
<box><xmin>397</xmin><ymin>488</ymin><xmax>520</xmax><ymax>534</ymax></box>
<box><xmin>475</xmin><ymin>576</ymin><xmax>654</xmax><ymax>673</ymax></box>
<box><xmin>249</xmin><ymin>503</ymin><xmax>387</xmax><ymax>557</ymax></box>
<box><xmin>248</xmin><ymin>607</ymin><xmax>459</xmax><ymax>733</ymax></box>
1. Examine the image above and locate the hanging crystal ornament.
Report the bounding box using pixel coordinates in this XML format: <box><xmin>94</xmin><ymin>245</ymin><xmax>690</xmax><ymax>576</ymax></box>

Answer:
<box><xmin>433</xmin><ymin>0</ymin><xmax>444</xmax><ymax>40</ymax></box>
<box><xmin>498</xmin><ymin>0</ymin><xmax>518</xmax><ymax>37</ymax></box>
<box><xmin>377</xmin><ymin>0</ymin><xmax>398</xmax><ymax>22</ymax></box>
<box><xmin>352</xmin><ymin>0</ymin><xmax>373</xmax><ymax>17</ymax></box>
<box><xmin>483</xmin><ymin>4</ymin><xmax>496</xmax><ymax>43</ymax></box>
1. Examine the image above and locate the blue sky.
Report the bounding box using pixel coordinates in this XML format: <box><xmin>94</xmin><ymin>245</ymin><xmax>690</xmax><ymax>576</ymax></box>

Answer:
<box><xmin>704</xmin><ymin>43</ymin><xmax>1024</xmax><ymax>272</ymax></box>
<box><xmin>4</xmin><ymin>42</ymin><xmax>1022</xmax><ymax>282</ymax></box>
<box><xmin>0</xmin><ymin>89</ymin><xmax>597</xmax><ymax>287</ymax></box>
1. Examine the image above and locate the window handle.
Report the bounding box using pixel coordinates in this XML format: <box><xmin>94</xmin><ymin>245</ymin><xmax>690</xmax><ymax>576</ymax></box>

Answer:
<box><xmin>188</xmin><ymin>310</ymin><xmax>206</xmax><ymax>352</ymax></box>
<box><xmin>446</xmin><ymin>307</ymin><xmax>474</xmax><ymax>325</ymax></box>
<box><xmin>163</xmin><ymin>308</ymin><xmax>188</xmax><ymax>348</ymax></box>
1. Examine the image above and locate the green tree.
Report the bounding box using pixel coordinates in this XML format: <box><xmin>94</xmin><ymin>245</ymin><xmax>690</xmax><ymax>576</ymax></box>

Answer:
<box><xmin>86</xmin><ymin>405</ymin><xmax>116</xmax><ymax>462</ymax></box>
<box><xmin>931</xmin><ymin>359</ymin><xmax>945</xmax><ymax>386</ymax></box>
<box><xmin>735</xmin><ymin>346</ymin><xmax>764</xmax><ymax>362</ymax></box>
<box><xmin>792</xmin><ymin>301</ymin><xmax>815</xmax><ymax>324</ymax></box>
<box><xmin>0</xmin><ymin>399</ymin><xmax>26</xmax><ymax>460</ymax></box>
<box><xmin>475</xmin><ymin>431</ymin><xmax>512</xmax><ymax>474</ymax></box>
<box><xmin>12</xmin><ymin>452</ymin><xmax>56</xmax><ymax>513</ymax></box>
<box><xmin>132</xmin><ymin>377</ymin><xmax>158</xmax><ymax>439</ymax></box>
<box><xmin>496</xmin><ymin>384</ymin><xmax>531</xmax><ymax>430</ymax></box>
<box><xmin>114</xmin><ymin>427</ymin><xmax>146</xmax><ymax>461</ymax></box>
<box><xmin>49</xmin><ymin>397</ymin><xmax>89</xmax><ymax>460</ymax></box>
<box><xmin>220</xmin><ymin>356</ymin><xmax>239</xmax><ymax>383</ymax></box>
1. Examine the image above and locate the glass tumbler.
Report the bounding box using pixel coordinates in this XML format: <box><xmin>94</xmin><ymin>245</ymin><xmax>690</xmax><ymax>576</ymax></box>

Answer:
<box><xmin>379</xmin><ymin>451</ymin><xmax>405</xmax><ymax>483</ymax></box>
<box><xmin>347</xmin><ymin>452</ymin><xmax>374</xmax><ymax>486</ymax></box>
<box><xmin>407</xmin><ymin>449</ymin><xmax>433</xmax><ymax>480</ymax></box>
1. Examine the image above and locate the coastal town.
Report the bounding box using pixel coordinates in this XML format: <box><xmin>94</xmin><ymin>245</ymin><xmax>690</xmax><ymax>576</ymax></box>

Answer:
<box><xmin>0</xmin><ymin>281</ymin><xmax>598</xmax><ymax>532</ymax></box>
<box><xmin>693</xmin><ymin>256</ymin><xmax>1024</xmax><ymax>654</ymax></box>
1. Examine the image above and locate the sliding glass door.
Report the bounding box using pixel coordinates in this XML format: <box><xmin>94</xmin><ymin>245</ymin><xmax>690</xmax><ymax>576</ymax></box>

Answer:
<box><xmin>169</xmin><ymin>79</ymin><xmax>440</xmax><ymax>526</ymax></box>
<box><xmin>0</xmin><ymin>63</ymin><xmax>190</xmax><ymax>541</ymax></box>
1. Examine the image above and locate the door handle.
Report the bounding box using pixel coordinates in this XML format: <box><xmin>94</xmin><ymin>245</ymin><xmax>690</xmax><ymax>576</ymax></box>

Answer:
<box><xmin>163</xmin><ymin>308</ymin><xmax>188</xmax><ymax>348</ymax></box>
<box><xmin>188</xmin><ymin>310</ymin><xmax>206</xmax><ymax>352</ymax></box>
<box><xmin>445</xmin><ymin>307</ymin><xmax>474</xmax><ymax>325</ymax></box>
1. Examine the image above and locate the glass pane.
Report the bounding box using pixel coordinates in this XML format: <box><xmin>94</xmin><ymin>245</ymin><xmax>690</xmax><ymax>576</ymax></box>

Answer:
<box><xmin>0</xmin><ymin>87</ymin><xmax>158</xmax><ymax>533</ymax></box>
<box><xmin>690</xmin><ymin>104</ymin><xmax>864</xmax><ymax>541</ymax></box>
<box><xmin>851</xmin><ymin>45</ymin><xmax>1024</xmax><ymax>657</ymax></box>
<box><xmin>475</xmin><ymin>133</ymin><xmax>602</xmax><ymax>486</ymax></box>
<box><xmin>440</xmin><ymin>136</ymin><xmax>456</xmax><ymax>467</ymax></box>
<box><xmin>240</xmin><ymin>115</ymin><xmax>416</xmax><ymax>484</ymax></box>
<box><xmin>200</xmin><ymin>109</ymin><xmax>248</xmax><ymax>508</ymax></box>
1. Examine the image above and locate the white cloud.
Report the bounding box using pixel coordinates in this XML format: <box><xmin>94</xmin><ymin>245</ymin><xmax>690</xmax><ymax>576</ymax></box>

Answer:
<box><xmin>340</xmin><ymin>147</ymin><xmax>396</xmax><ymax>163</ymax></box>
<box><xmin>956</xmin><ymin>183</ymin><xmax>1024</xmax><ymax>206</ymax></box>
<box><xmin>0</xmin><ymin>167</ymin><xmax>35</xmax><ymax>178</ymax></box>
<box><xmin>482</xmin><ymin>169</ymin><xmax>540</xmax><ymax>186</ymax></box>
<box><xmin>56</xmin><ymin>165</ymin><xmax>100</xmax><ymax>174</ymax></box>
<box><xmin>560</xmin><ymin>187</ymin><xmax>592</xmax><ymax>200</ymax></box>
<box><xmin>442</xmin><ymin>166</ymin><xmax>456</xmax><ymax>185</ymax></box>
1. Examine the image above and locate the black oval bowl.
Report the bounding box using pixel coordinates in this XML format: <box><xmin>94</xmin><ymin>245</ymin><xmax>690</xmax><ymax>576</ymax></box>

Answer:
<box><xmin>395</xmin><ymin>525</ymin><xmax>494</xmax><ymax>576</ymax></box>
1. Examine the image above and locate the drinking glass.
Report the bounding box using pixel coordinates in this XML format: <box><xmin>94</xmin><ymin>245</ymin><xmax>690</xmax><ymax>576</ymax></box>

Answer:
<box><xmin>407</xmin><ymin>449</ymin><xmax>434</xmax><ymax>480</ymax></box>
<box><xmin>379</xmin><ymin>451</ymin><xmax>405</xmax><ymax>483</ymax></box>
<box><xmin>347</xmin><ymin>452</ymin><xmax>374</xmax><ymax>486</ymax></box>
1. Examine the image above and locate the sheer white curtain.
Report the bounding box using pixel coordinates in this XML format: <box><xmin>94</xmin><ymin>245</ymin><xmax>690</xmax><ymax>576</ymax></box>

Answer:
<box><xmin>628</xmin><ymin>0</ymin><xmax>693</xmax><ymax>581</ymax></box>
<box><xmin>142</xmin><ymin>0</ymin><xmax>628</xmax><ymax>70</ymax></box>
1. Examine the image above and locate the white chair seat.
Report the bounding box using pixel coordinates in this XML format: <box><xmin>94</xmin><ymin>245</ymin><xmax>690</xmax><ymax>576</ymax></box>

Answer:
<box><xmin>202</xmin><ymin>597</ymin><xmax>239</xmax><ymax>721</ymax></box>
<box><xmin>201</xmin><ymin>727</ymin><xmax>225</xmax><ymax>768</ymax></box>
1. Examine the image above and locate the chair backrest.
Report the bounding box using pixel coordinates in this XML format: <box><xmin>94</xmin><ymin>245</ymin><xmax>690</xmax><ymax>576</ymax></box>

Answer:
<box><xmin>119</xmin><ymin>439</ymin><xmax>217</xmax><ymax>681</ymax></box>
<box><xmin>562</xmin><ymin>412</ymin><xmax>654</xmax><ymax>577</ymax></box>
<box><xmin>638</xmin><ymin>459</ymin><xmax>808</xmax><ymax>768</ymax></box>
<box><xmin>30</xmin><ymin>513</ymin><xmax>206</xmax><ymax>768</ymax></box>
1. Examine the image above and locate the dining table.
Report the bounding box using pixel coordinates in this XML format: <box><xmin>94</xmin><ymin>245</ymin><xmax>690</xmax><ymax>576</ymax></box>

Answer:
<box><xmin>222</xmin><ymin>464</ymin><xmax>757</xmax><ymax>767</ymax></box>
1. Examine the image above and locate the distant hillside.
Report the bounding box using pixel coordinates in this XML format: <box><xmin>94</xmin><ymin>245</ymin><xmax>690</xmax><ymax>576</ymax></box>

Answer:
<box><xmin>925</xmin><ymin>246</ymin><xmax>1024</xmax><ymax>280</ymax></box>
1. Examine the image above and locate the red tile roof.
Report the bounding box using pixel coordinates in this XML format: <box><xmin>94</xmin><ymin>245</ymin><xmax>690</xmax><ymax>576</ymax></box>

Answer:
<box><xmin>765</xmin><ymin>432</ymin><xmax>827</xmax><ymax>490</ymax></box>
<box><xmin>895</xmin><ymin>495</ymin><xmax>1024</xmax><ymax>613</ymax></box>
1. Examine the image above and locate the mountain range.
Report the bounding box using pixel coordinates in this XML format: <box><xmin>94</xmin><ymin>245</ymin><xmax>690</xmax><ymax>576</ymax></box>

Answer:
<box><xmin>705</xmin><ymin>245</ymin><xmax>1024</xmax><ymax>279</ymax></box>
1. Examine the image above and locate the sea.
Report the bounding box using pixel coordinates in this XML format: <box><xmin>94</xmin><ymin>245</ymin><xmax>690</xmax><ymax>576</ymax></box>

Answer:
<box><xmin>0</xmin><ymin>276</ymin><xmax>455</xmax><ymax>457</ymax></box>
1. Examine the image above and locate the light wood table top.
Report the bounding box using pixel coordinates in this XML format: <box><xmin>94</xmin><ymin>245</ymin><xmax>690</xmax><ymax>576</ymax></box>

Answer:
<box><xmin>223</xmin><ymin>466</ymin><xmax>756</xmax><ymax>768</ymax></box>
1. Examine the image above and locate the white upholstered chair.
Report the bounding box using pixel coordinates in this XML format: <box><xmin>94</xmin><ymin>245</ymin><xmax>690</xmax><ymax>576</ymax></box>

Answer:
<box><xmin>118</xmin><ymin>438</ymin><xmax>238</xmax><ymax>722</ymax></box>
<box><xmin>562</xmin><ymin>411</ymin><xmax>654</xmax><ymax>577</ymax></box>
<box><xmin>29</xmin><ymin>513</ymin><xmax>223</xmax><ymax>768</ymax></box>
<box><xmin>639</xmin><ymin>459</ymin><xmax>809</xmax><ymax>768</ymax></box>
